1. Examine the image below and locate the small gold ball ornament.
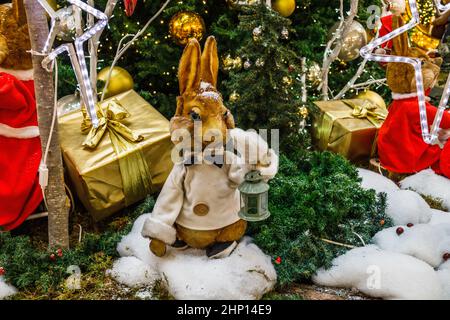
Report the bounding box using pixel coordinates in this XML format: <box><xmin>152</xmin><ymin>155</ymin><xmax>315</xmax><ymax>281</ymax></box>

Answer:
<box><xmin>282</xmin><ymin>76</ymin><xmax>293</xmax><ymax>86</ymax></box>
<box><xmin>307</xmin><ymin>62</ymin><xmax>322</xmax><ymax>87</ymax></box>
<box><xmin>229</xmin><ymin>91</ymin><xmax>240</xmax><ymax>102</ymax></box>
<box><xmin>299</xmin><ymin>106</ymin><xmax>309</xmax><ymax>119</ymax></box>
<box><xmin>226</xmin><ymin>0</ymin><xmax>260</xmax><ymax>8</ymax></box>
<box><xmin>97</xmin><ymin>66</ymin><xmax>134</xmax><ymax>99</ymax></box>
<box><xmin>272</xmin><ymin>0</ymin><xmax>296</xmax><ymax>17</ymax></box>
<box><xmin>355</xmin><ymin>90</ymin><xmax>387</xmax><ymax>110</ymax></box>
<box><xmin>222</xmin><ymin>54</ymin><xmax>242</xmax><ymax>72</ymax></box>
<box><xmin>169</xmin><ymin>11</ymin><xmax>205</xmax><ymax>46</ymax></box>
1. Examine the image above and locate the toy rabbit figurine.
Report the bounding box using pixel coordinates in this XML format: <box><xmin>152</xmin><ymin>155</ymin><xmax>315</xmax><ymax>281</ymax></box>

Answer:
<box><xmin>141</xmin><ymin>36</ymin><xmax>278</xmax><ymax>259</ymax></box>
<box><xmin>0</xmin><ymin>0</ymin><xmax>43</xmax><ymax>230</ymax></box>
<box><xmin>377</xmin><ymin>15</ymin><xmax>450</xmax><ymax>178</ymax></box>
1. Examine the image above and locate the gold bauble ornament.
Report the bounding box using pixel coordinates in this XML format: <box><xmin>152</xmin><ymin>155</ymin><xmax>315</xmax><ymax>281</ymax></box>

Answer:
<box><xmin>169</xmin><ymin>11</ymin><xmax>205</xmax><ymax>46</ymax></box>
<box><xmin>298</xmin><ymin>106</ymin><xmax>309</xmax><ymax>119</ymax></box>
<box><xmin>229</xmin><ymin>91</ymin><xmax>240</xmax><ymax>102</ymax></box>
<box><xmin>307</xmin><ymin>62</ymin><xmax>322</xmax><ymax>87</ymax></box>
<box><xmin>355</xmin><ymin>90</ymin><xmax>386</xmax><ymax>110</ymax></box>
<box><xmin>272</xmin><ymin>0</ymin><xmax>296</xmax><ymax>17</ymax></box>
<box><xmin>97</xmin><ymin>66</ymin><xmax>134</xmax><ymax>99</ymax></box>
<box><xmin>57</xmin><ymin>92</ymin><xmax>81</xmax><ymax>117</ymax></box>
<box><xmin>328</xmin><ymin>21</ymin><xmax>367</xmax><ymax>62</ymax></box>
<box><xmin>282</xmin><ymin>76</ymin><xmax>293</xmax><ymax>86</ymax></box>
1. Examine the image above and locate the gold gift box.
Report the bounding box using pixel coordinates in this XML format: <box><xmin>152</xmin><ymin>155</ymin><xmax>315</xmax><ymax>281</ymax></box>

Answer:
<box><xmin>312</xmin><ymin>99</ymin><xmax>387</xmax><ymax>162</ymax></box>
<box><xmin>59</xmin><ymin>90</ymin><xmax>173</xmax><ymax>221</ymax></box>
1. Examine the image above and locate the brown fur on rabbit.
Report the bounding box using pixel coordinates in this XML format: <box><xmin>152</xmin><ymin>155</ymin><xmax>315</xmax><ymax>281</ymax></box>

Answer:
<box><xmin>149</xmin><ymin>36</ymin><xmax>246</xmax><ymax>257</ymax></box>
<box><xmin>170</xmin><ymin>36</ymin><xmax>235</xmax><ymax>149</ymax></box>
<box><xmin>386</xmin><ymin>15</ymin><xmax>442</xmax><ymax>94</ymax></box>
<box><xmin>0</xmin><ymin>0</ymin><xmax>32</xmax><ymax>70</ymax></box>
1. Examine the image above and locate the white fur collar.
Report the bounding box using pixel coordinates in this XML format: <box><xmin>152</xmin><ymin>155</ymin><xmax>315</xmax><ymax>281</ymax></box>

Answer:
<box><xmin>392</xmin><ymin>92</ymin><xmax>430</xmax><ymax>101</ymax></box>
<box><xmin>0</xmin><ymin>67</ymin><xmax>34</xmax><ymax>81</ymax></box>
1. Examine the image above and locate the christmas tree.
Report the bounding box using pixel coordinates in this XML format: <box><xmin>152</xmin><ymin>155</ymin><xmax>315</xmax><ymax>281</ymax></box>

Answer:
<box><xmin>224</xmin><ymin>3</ymin><xmax>309</xmax><ymax>156</ymax></box>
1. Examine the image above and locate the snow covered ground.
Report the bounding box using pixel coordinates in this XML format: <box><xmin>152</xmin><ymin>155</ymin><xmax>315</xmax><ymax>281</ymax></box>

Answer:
<box><xmin>0</xmin><ymin>277</ymin><xmax>17</xmax><ymax>300</ymax></box>
<box><xmin>313</xmin><ymin>169</ymin><xmax>450</xmax><ymax>300</ymax></box>
<box><xmin>108</xmin><ymin>214</ymin><xmax>277</xmax><ymax>300</ymax></box>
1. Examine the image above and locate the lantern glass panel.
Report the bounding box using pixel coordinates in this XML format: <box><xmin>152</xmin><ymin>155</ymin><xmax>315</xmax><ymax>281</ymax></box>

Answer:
<box><xmin>247</xmin><ymin>195</ymin><xmax>258</xmax><ymax>215</ymax></box>
<box><xmin>261</xmin><ymin>192</ymin><xmax>268</xmax><ymax>211</ymax></box>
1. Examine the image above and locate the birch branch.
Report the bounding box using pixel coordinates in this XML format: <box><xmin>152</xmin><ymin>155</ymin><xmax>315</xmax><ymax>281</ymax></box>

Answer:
<box><xmin>320</xmin><ymin>0</ymin><xmax>359</xmax><ymax>100</ymax></box>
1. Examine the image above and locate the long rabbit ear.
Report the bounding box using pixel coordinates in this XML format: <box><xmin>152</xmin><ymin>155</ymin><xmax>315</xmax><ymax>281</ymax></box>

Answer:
<box><xmin>391</xmin><ymin>15</ymin><xmax>409</xmax><ymax>56</ymax></box>
<box><xmin>178</xmin><ymin>38</ymin><xmax>202</xmax><ymax>95</ymax></box>
<box><xmin>200</xmin><ymin>36</ymin><xmax>219</xmax><ymax>87</ymax></box>
<box><xmin>12</xmin><ymin>0</ymin><xmax>27</xmax><ymax>26</ymax></box>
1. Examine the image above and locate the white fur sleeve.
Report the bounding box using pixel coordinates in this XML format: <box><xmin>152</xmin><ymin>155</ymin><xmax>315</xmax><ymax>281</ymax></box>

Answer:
<box><xmin>228</xmin><ymin>128</ymin><xmax>279</xmax><ymax>183</ymax></box>
<box><xmin>141</xmin><ymin>164</ymin><xmax>185</xmax><ymax>245</ymax></box>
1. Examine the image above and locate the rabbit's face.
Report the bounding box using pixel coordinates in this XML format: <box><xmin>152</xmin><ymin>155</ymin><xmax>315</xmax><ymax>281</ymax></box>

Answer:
<box><xmin>170</xmin><ymin>36</ymin><xmax>234</xmax><ymax>150</ymax></box>
<box><xmin>386</xmin><ymin>15</ymin><xmax>442</xmax><ymax>94</ymax></box>
<box><xmin>0</xmin><ymin>0</ymin><xmax>32</xmax><ymax>70</ymax></box>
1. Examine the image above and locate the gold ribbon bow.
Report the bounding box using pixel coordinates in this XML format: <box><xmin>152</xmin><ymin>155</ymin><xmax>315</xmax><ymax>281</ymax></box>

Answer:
<box><xmin>81</xmin><ymin>99</ymin><xmax>153</xmax><ymax>205</ymax></box>
<box><xmin>344</xmin><ymin>100</ymin><xmax>388</xmax><ymax>129</ymax></box>
<box><xmin>82</xmin><ymin>99</ymin><xmax>144</xmax><ymax>149</ymax></box>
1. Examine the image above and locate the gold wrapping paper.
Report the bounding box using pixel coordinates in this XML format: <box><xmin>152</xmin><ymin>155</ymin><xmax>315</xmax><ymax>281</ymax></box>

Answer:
<box><xmin>312</xmin><ymin>98</ymin><xmax>387</xmax><ymax>162</ymax></box>
<box><xmin>59</xmin><ymin>90</ymin><xmax>173</xmax><ymax>221</ymax></box>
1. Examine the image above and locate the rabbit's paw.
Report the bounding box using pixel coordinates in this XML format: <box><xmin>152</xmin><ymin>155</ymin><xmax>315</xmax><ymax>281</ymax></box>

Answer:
<box><xmin>149</xmin><ymin>239</ymin><xmax>167</xmax><ymax>257</ymax></box>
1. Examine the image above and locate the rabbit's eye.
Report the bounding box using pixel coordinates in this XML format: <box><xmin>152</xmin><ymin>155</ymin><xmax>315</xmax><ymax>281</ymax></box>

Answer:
<box><xmin>223</xmin><ymin>110</ymin><xmax>229</xmax><ymax>118</ymax></box>
<box><xmin>189</xmin><ymin>111</ymin><xmax>201</xmax><ymax>121</ymax></box>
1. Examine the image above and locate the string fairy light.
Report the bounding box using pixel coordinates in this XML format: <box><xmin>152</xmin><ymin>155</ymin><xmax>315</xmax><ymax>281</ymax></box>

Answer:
<box><xmin>360</xmin><ymin>0</ymin><xmax>446</xmax><ymax>146</ymax></box>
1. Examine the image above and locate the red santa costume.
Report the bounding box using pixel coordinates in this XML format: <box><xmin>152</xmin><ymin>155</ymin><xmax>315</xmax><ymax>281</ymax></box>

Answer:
<box><xmin>0</xmin><ymin>68</ymin><xmax>42</xmax><ymax>230</ymax></box>
<box><xmin>378</xmin><ymin>91</ymin><xmax>450</xmax><ymax>178</ymax></box>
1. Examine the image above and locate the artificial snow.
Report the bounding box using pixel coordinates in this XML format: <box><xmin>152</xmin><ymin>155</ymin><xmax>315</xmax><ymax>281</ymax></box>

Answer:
<box><xmin>109</xmin><ymin>216</ymin><xmax>276</xmax><ymax>300</ymax></box>
<box><xmin>357</xmin><ymin>168</ymin><xmax>399</xmax><ymax>194</ymax></box>
<box><xmin>400</xmin><ymin>169</ymin><xmax>450</xmax><ymax>211</ymax></box>
<box><xmin>357</xmin><ymin>168</ymin><xmax>432</xmax><ymax>225</ymax></box>
<box><xmin>385</xmin><ymin>190</ymin><xmax>432</xmax><ymax>225</ymax></box>
<box><xmin>372</xmin><ymin>224</ymin><xmax>450</xmax><ymax>267</ymax></box>
<box><xmin>0</xmin><ymin>277</ymin><xmax>17</xmax><ymax>300</ymax></box>
<box><xmin>313</xmin><ymin>169</ymin><xmax>450</xmax><ymax>300</ymax></box>
<box><xmin>313</xmin><ymin>245</ymin><xmax>444</xmax><ymax>300</ymax></box>
<box><xmin>437</xmin><ymin>261</ymin><xmax>450</xmax><ymax>299</ymax></box>
<box><xmin>430</xmin><ymin>209</ymin><xmax>450</xmax><ymax>225</ymax></box>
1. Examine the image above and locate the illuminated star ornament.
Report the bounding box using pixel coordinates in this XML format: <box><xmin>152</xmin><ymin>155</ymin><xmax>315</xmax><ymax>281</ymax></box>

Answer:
<box><xmin>360</xmin><ymin>0</ymin><xmax>448</xmax><ymax>146</ymax></box>
<box><xmin>37</xmin><ymin>0</ymin><xmax>109</xmax><ymax>128</ymax></box>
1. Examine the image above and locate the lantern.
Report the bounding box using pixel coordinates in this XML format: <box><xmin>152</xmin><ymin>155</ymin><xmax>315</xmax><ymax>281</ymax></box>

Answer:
<box><xmin>238</xmin><ymin>170</ymin><xmax>270</xmax><ymax>222</ymax></box>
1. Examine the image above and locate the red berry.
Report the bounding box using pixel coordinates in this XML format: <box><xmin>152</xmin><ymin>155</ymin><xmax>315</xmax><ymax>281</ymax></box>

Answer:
<box><xmin>443</xmin><ymin>253</ymin><xmax>450</xmax><ymax>261</ymax></box>
<box><xmin>0</xmin><ymin>267</ymin><xmax>5</xmax><ymax>276</ymax></box>
<box><xmin>275</xmin><ymin>256</ymin><xmax>282</xmax><ymax>264</ymax></box>
<box><xmin>50</xmin><ymin>253</ymin><xmax>56</xmax><ymax>261</ymax></box>
<box><xmin>396</xmin><ymin>227</ymin><xmax>404</xmax><ymax>235</ymax></box>
<box><xmin>380</xmin><ymin>219</ymin><xmax>385</xmax><ymax>226</ymax></box>
<box><xmin>407</xmin><ymin>223</ymin><xmax>414</xmax><ymax>228</ymax></box>
<box><xmin>288</xmin><ymin>65</ymin><xmax>294</xmax><ymax>72</ymax></box>
<box><xmin>57</xmin><ymin>248</ymin><xmax>63</xmax><ymax>257</ymax></box>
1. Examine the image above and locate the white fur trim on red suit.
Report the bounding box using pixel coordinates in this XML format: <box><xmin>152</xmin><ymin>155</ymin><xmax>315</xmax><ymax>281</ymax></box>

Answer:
<box><xmin>392</xmin><ymin>92</ymin><xmax>431</xmax><ymax>101</ymax></box>
<box><xmin>0</xmin><ymin>123</ymin><xmax>40</xmax><ymax>139</ymax></box>
<box><xmin>0</xmin><ymin>68</ymin><xmax>34</xmax><ymax>81</ymax></box>
<box><xmin>141</xmin><ymin>216</ymin><xmax>177</xmax><ymax>245</ymax></box>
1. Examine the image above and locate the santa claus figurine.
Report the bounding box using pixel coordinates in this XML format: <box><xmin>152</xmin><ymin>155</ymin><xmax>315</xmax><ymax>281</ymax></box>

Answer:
<box><xmin>378</xmin><ymin>15</ymin><xmax>450</xmax><ymax>179</ymax></box>
<box><xmin>0</xmin><ymin>0</ymin><xmax>42</xmax><ymax>230</ymax></box>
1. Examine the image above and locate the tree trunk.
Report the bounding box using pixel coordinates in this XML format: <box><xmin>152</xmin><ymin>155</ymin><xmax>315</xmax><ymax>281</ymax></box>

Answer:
<box><xmin>24</xmin><ymin>0</ymin><xmax>70</xmax><ymax>248</ymax></box>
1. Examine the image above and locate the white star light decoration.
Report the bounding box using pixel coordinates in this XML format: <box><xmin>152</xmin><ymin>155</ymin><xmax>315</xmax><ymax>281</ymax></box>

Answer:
<box><xmin>360</xmin><ymin>0</ymin><xmax>448</xmax><ymax>146</ymax></box>
<box><xmin>37</xmin><ymin>0</ymin><xmax>108</xmax><ymax>128</ymax></box>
